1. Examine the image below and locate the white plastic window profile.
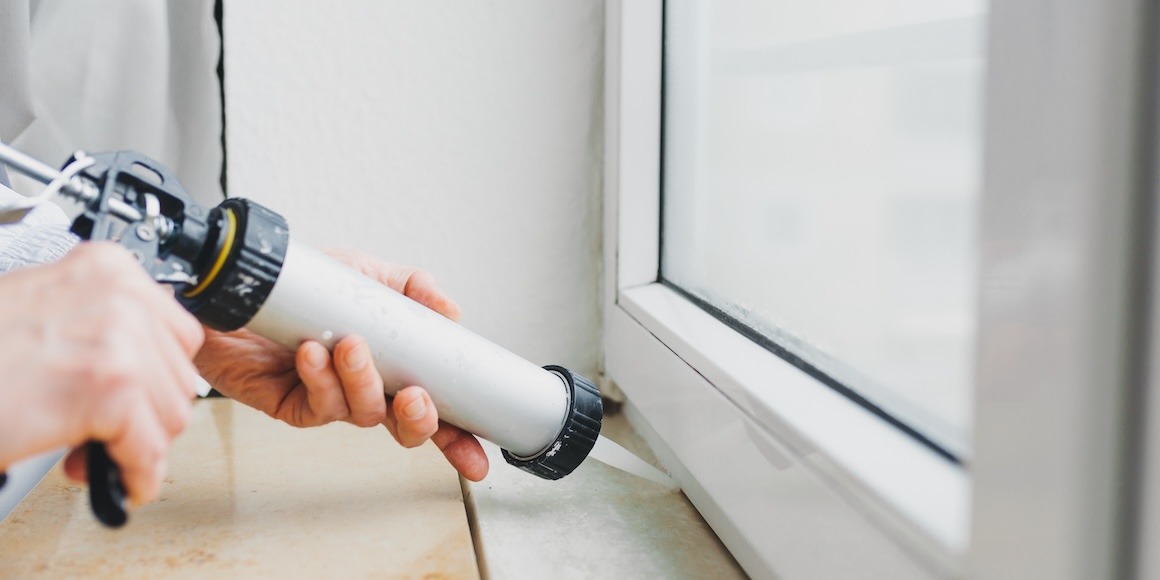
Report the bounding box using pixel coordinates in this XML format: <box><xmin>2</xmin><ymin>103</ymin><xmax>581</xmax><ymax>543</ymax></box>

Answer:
<box><xmin>604</xmin><ymin>1</ymin><xmax>1158</xmax><ymax>579</ymax></box>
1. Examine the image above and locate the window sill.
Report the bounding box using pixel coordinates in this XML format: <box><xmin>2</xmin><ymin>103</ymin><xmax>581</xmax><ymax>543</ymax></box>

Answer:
<box><xmin>610</xmin><ymin>282</ymin><xmax>969</xmax><ymax>576</ymax></box>
<box><xmin>463</xmin><ymin>411</ymin><xmax>744</xmax><ymax>579</ymax></box>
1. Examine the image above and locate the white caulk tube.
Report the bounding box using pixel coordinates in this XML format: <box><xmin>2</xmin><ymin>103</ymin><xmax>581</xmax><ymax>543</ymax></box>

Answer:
<box><xmin>249</xmin><ymin>242</ymin><xmax>569</xmax><ymax>457</ymax></box>
<box><xmin>180</xmin><ymin>199</ymin><xmax>603</xmax><ymax>480</ymax></box>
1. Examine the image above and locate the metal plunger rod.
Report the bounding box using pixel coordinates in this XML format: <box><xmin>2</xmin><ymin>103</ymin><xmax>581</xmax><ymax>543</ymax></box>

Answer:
<box><xmin>0</xmin><ymin>142</ymin><xmax>142</xmax><ymax>222</ymax></box>
<box><xmin>0</xmin><ymin>141</ymin><xmax>68</xmax><ymax>186</ymax></box>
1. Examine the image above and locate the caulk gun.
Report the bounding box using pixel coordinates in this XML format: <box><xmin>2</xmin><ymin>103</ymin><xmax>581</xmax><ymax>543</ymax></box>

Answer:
<box><xmin>0</xmin><ymin>144</ymin><xmax>605</xmax><ymax>527</ymax></box>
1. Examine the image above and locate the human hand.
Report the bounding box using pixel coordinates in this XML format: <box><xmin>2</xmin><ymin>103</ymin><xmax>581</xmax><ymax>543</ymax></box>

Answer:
<box><xmin>196</xmin><ymin>249</ymin><xmax>489</xmax><ymax>481</ymax></box>
<box><xmin>0</xmin><ymin>243</ymin><xmax>205</xmax><ymax>506</ymax></box>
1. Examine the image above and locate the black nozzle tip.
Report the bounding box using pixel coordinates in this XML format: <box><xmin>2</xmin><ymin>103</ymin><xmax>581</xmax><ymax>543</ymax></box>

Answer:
<box><xmin>502</xmin><ymin>366</ymin><xmax>603</xmax><ymax>480</ymax></box>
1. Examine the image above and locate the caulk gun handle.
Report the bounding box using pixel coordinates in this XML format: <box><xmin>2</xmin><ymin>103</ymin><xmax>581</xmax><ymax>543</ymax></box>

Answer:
<box><xmin>86</xmin><ymin>441</ymin><xmax>128</xmax><ymax>527</ymax></box>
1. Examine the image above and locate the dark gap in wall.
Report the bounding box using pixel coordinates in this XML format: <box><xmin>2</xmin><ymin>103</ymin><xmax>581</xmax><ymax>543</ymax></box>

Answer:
<box><xmin>656</xmin><ymin>0</ymin><xmax>667</xmax><ymax>285</ymax></box>
<box><xmin>215</xmin><ymin>0</ymin><xmax>227</xmax><ymax>199</ymax></box>
<box><xmin>1119</xmin><ymin>0</ymin><xmax>1160</xmax><ymax>575</ymax></box>
<box><xmin>204</xmin><ymin>0</ymin><xmax>227</xmax><ymax>399</ymax></box>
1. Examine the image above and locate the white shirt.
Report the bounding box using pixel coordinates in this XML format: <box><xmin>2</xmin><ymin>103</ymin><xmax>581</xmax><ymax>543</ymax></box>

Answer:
<box><xmin>0</xmin><ymin>183</ymin><xmax>75</xmax><ymax>273</ymax></box>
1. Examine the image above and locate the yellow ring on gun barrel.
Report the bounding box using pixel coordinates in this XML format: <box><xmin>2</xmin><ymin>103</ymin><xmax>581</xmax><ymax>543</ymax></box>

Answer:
<box><xmin>183</xmin><ymin>208</ymin><xmax>237</xmax><ymax>298</ymax></box>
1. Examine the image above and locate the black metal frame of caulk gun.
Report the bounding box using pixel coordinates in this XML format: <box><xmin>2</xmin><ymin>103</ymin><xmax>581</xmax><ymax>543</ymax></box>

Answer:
<box><xmin>70</xmin><ymin>151</ymin><xmax>210</xmax><ymax>528</ymax></box>
<box><xmin>0</xmin><ymin>149</ymin><xmax>252</xmax><ymax>528</ymax></box>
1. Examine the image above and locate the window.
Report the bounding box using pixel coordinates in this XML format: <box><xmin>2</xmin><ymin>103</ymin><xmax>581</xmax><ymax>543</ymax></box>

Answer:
<box><xmin>604</xmin><ymin>0</ymin><xmax>1154</xmax><ymax>578</ymax></box>
<box><xmin>661</xmin><ymin>1</ymin><xmax>987</xmax><ymax>458</ymax></box>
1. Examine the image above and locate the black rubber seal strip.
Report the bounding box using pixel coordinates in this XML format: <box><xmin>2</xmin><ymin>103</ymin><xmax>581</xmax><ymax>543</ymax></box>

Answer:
<box><xmin>659</xmin><ymin>279</ymin><xmax>961</xmax><ymax>465</ymax></box>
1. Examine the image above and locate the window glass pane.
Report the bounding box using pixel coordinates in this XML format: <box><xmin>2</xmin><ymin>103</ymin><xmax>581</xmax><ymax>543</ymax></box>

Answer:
<box><xmin>662</xmin><ymin>0</ymin><xmax>987</xmax><ymax>455</ymax></box>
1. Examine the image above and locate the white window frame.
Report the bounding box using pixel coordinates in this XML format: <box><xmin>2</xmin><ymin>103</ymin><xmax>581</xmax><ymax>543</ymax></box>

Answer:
<box><xmin>602</xmin><ymin>1</ymin><xmax>1154</xmax><ymax>578</ymax></box>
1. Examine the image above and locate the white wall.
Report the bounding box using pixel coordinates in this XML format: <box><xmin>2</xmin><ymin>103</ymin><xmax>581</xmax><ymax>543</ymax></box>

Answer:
<box><xmin>224</xmin><ymin>2</ymin><xmax>604</xmax><ymax>376</ymax></box>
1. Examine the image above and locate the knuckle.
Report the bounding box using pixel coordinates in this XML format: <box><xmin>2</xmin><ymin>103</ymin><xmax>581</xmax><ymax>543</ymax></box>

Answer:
<box><xmin>398</xmin><ymin>425</ymin><xmax>430</xmax><ymax>448</ymax></box>
<box><xmin>351</xmin><ymin>408</ymin><xmax>386</xmax><ymax>428</ymax></box>
<box><xmin>148</xmin><ymin>443</ymin><xmax>167</xmax><ymax>466</ymax></box>
<box><xmin>315</xmin><ymin>403</ymin><xmax>348</xmax><ymax>426</ymax></box>
<box><xmin>143</xmin><ymin>437</ymin><xmax>169</xmax><ymax>465</ymax></box>
<box><xmin>168</xmin><ymin>402</ymin><xmax>192</xmax><ymax>436</ymax></box>
<box><xmin>102</xmin><ymin>295</ymin><xmax>138</xmax><ymax>320</ymax></box>
<box><xmin>78</xmin><ymin>355</ymin><xmax>136</xmax><ymax>396</ymax></box>
<box><xmin>126</xmin><ymin>440</ymin><xmax>168</xmax><ymax>484</ymax></box>
<box><xmin>66</xmin><ymin>242</ymin><xmax>103</xmax><ymax>262</ymax></box>
<box><xmin>177</xmin><ymin>314</ymin><xmax>206</xmax><ymax>352</ymax></box>
<box><xmin>178</xmin><ymin>368</ymin><xmax>201</xmax><ymax>399</ymax></box>
<box><xmin>186</xmin><ymin>314</ymin><xmax>206</xmax><ymax>341</ymax></box>
<box><xmin>75</xmin><ymin>243</ymin><xmax>132</xmax><ymax>273</ymax></box>
<box><xmin>399</xmin><ymin>267</ymin><xmax>421</xmax><ymax>286</ymax></box>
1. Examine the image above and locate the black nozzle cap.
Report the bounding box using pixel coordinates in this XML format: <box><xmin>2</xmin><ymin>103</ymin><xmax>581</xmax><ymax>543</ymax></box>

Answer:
<box><xmin>502</xmin><ymin>366</ymin><xmax>603</xmax><ymax>480</ymax></box>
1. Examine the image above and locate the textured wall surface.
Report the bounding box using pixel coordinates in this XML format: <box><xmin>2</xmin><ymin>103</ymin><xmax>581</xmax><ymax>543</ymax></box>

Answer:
<box><xmin>224</xmin><ymin>2</ymin><xmax>603</xmax><ymax>375</ymax></box>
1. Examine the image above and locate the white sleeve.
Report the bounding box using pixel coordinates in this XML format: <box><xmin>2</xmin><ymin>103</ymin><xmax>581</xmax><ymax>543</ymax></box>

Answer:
<box><xmin>0</xmin><ymin>184</ymin><xmax>77</xmax><ymax>274</ymax></box>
